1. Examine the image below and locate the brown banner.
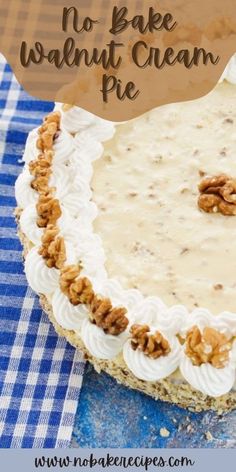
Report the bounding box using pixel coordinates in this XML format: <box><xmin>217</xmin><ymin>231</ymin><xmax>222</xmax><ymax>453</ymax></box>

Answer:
<box><xmin>0</xmin><ymin>0</ymin><xmax>236</xmax><ymax>120</ymax></box>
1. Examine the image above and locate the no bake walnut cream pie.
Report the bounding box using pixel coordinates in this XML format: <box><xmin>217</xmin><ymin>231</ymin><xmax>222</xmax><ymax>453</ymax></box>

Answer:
<box><xmin>15</xmin><ymin>59</ymin><xmax>236</xmax><ymax>413</ymax></box>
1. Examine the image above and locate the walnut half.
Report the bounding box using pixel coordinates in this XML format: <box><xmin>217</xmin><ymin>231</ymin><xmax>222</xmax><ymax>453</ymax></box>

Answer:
<box><xmin>198</xmin><ymin>174</ymin><xmax>236</xmax><ymax>216</ymax></box>
<box><xmin>185</xmin><ymin>326</ymin><xmax>232</xmax><ymax>369</ymax></box>
<box><xmin>130</xmin><ymin>324</ymin><xmax>171</xmax><ymax>359</ymax></box>
<box><xmin>39</xmin><ymin>224</ymin><xmax>66</xmax><ymax>269</ymax></box>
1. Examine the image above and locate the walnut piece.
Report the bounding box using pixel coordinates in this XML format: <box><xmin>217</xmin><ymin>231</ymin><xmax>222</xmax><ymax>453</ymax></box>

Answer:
<box><xmin>198</xmin><ymin>174</ymin><xmax>236</xmax><ymax>215</ymax></box>
<box><xmin>29</xmin><ymin>152</ymin><xmax>54</xmax><ymax>194</ymax></box>
<box><xmin>130</xmin><ymin>324</ymin><xmax>171</xmax><ymax>359</ymax></box>
<box><xmin>29</xmin><ymin>150</ymin><xmax>54</xmax><ymax>175</ymax></box>
<box><xmin>185</xmin><ymin>326</ymin><xmax>232</xmax><ymax>369</ymax></box>
<box><xmin>68</xmin><ymin>277</ymin><xmax>94</xmax><ymax>305</ymax></box>
<box><xmin>39</xmin><ymin>224</ymin><xmax>66</xmax><ymax>269</ymax></box>
<box><xmin>37</xmin><ymin>111</ymin><xmax>61</xmax><ymax>151</ymax></box>
<box><xmin>90</xmin><ymin>296</ymin><xmax>128</xmax><ymax>335</ymax></box>
<box><xmin>60</xmin><ymin>265</ymin><xmax>93</xmax><ymax>305</ymax></box>
<box><xmin>36</xmin><ymin>193</ymin><xmax>62</xmax><ymax>227</ymax></box>
<box><xmin>60</xmin><ymin>265</ymin><xmax>128</xmax><ymax>335</ymax></box>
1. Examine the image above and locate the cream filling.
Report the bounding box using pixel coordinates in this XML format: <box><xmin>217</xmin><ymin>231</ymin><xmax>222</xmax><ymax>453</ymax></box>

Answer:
<box><xmin>92</xmin><ymin>82</ymin><xmax>236</xmax><ymax>314</ymax></box>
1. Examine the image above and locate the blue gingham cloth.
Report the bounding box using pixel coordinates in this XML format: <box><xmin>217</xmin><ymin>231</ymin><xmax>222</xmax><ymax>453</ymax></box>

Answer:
<box><xmin>0</xmin><ymin>55</ymin><xmax>85</xmax><ymax>448</ymax></box>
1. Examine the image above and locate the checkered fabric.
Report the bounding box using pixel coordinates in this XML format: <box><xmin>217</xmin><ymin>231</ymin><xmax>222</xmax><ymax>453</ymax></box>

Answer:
<box><xmin>0</xmin><ymin>55</ymin><xmax>85</xmax><ymax>448</ymax></box>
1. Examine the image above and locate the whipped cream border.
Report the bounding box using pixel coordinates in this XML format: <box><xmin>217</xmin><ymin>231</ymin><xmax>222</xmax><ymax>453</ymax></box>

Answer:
<box><xmin>15</xmin><ymin>58</ymin><xmax>236</xmax><ymax>398</ymax></box>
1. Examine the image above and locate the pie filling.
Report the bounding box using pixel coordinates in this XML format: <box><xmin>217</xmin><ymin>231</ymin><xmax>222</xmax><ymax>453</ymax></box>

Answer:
<box><xmin>92</xmin><ymin>82</ymin><xmax>236</xmax><ymax>314</ymax></box>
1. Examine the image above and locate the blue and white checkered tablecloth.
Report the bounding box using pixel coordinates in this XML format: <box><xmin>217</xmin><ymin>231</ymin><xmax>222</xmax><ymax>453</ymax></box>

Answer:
<box><xmin>0</xmin><ymin>55</ymin><xmax>85</xmax><ymax>448</ymax></box>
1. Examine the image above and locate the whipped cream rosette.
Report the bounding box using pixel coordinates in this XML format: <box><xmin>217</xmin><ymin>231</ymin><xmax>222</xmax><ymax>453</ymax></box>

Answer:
<box><xmin>179</xmin><ymin>308</ymin><xmax>236</xmax><ymax>397</ymax></box>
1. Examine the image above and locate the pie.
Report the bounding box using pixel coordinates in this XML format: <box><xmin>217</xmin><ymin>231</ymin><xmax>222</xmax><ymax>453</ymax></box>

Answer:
<box><xmin>15</xmin><ymin>60</ymin><xmax>236</xmax><ymax>413</ymax></box>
